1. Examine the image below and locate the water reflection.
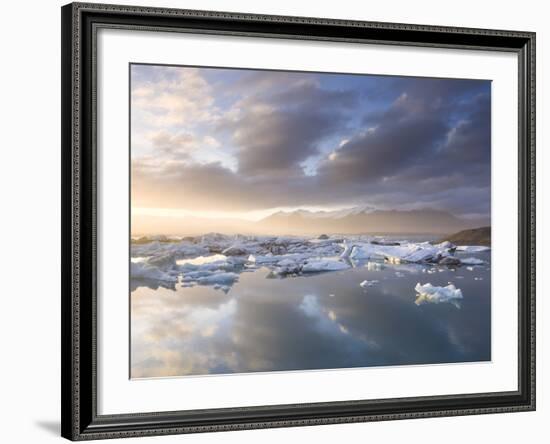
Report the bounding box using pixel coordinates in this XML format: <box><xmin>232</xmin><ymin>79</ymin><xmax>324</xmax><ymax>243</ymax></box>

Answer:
<box><xmin>130</xmin><ymin>278</ymin><xmax>177</xmax><ymax>292</ymax></box>
<box><xmin>131</xmin><ymin>252</ymin><xmax>491</xmax><ymax>378</ymax></box>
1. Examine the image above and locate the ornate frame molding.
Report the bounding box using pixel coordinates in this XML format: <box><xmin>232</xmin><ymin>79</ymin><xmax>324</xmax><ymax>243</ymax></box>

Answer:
<box><xmin>61</xmin><ymin>2</ymin><xmax>535</xmax><ymax>440</ymax></box>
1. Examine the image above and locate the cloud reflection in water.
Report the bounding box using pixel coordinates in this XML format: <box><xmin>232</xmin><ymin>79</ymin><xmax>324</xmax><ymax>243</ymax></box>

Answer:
<box><xmin>131</xmin><ymin>257</ymin><xmax>490</xmax><ymax>378</ymax></box>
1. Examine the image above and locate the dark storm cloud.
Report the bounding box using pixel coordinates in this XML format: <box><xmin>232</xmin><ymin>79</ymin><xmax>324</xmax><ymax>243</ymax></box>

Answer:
<box><xmin>319</xmin><ymin>98</ymin><xmax>448</xmax><ymax>183</ymax></box>
<box><xmin>218</xmin><ymin>77</ymin><xmax>356</xmax><ymax>176</ymax></box>
<box><xmin>316</xmin><ymin>79</ymin><xmax>491</xmax><ymax>207</ymax></box>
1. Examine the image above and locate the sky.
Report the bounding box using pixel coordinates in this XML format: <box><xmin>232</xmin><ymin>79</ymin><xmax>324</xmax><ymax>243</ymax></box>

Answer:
<box><xmin>131</xmin><ymin>64</ymin><xmax>491</xmax><ymax>221</ymax></box>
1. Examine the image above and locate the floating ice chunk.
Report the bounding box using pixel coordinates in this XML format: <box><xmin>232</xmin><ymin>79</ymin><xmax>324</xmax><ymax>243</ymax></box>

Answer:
<box><xmin>177</xmin><ymin>254</ymin><xmax>227</xmax><ymax>267</ymax></box>
<box><xmin>340</xmin><ymin>239</ymin><xmax>454</xmax><ymax>264</ymax></box>
<box><xmin>466</xmin><ymin>266</ymin><xmax>474</xmax><ymax>271</ymax></box>
<box><xmin>197</xmin><ymin>272</ymin><xmax>239</xmax><ymax>285</ymax></box>
<box><xmin>277</xmin><ymin>258</ymin><xmax>299</xmax><ymax>267</ymax></box>
<box><xmin>382</xmin><ymin>243</ymin><xmax>450</xmax><ymax>264</ymax></box>
<box><xmin>268</xmin><ymin>258</ymin><xmax>302</xmax><ymax>277</ymax></box>
<box><xmin>130</xmin><ymin>262</ymin><xmax>178</xmax><ymax>282</ymax></box>
<box><xmin>302</xmin><ymin>259</ymin><xmax>350</xmax><ymax>273</ymax></box>
<box><xmin>435</xmin><ymin>241</ymin><xmax>456</xmax><ymax>250</ymax></box>
<box><xmin>438</xmin><ymin>256</ymin><xmax>461</xmax><ymax>266</ymax></box>
<box><xmin>474</xmin><ymin>277</ymin><xmax>484</xmax><ymax>281</ymax></box>
<box><xmin>414</xmin><ymin>282</ymin><xmax>463</xmax><ymax>306</ymax></box>
<box><xmin>221</xmin><ymin>244</ymin><xmax>249</xmax><ymax>256</ymax></box>
<box><xmin>226</xmin><ymin>256</ymin><xmax>248</xmax><ymax>266</ymax></box>
<box><xmin>460</xmin><ymin>257</ymin><xmax>485</xmax><ymax>265</ymax></box>
<box><xmin>456</xmin><ymin>245</ymin><xmax>490</xmax><ymax>252</ymax></box>
<box><xmin>132</xmin><ymin>240</ymin><xmax>209</xmax><ymax>260</ymax></box>
<box><xmin>247</xmin><ymin>253</ymin><xmax>279</xmax><ymax>264</ymax></box>
<box><xmin>371</xmin><ymin>239</ymin><xmax>401</xmax><ymax>246</ymax></box>
<box><xmin>179</xmin><ymin>259</ymin><xmax>239</xmax><ymax>274</ymax></box>
<box><xmin>340</xmin><ymin>241</ymin><xmax>358</xmax><ymax>259</ymax></box>
<box><xmin>145</xmin><ymin>252</ymin><xmax>177</xmax><ymax>267</ymax></box>
<box><xmin>366</xmin><ymin>261</ymin><xmax>385</xmax><ymax>271</ymax></box>
<box><xmin>360</xmin><ymin>279</ymin><xmax>379</xmax><ymax>288</ymax></box>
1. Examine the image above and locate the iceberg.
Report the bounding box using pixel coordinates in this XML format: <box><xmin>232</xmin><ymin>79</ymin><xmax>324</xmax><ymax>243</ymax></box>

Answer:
<box><xmin>302</xmin><ymin>259</ymin><xmax>350</xmax><ymax>273</ymax></box>
<box><xmin>438</xmin><ymin>256</ymin><xmax>461</xmax><ymax>266</ymax></box>
<box><xmin>221</xmin><ymin>244</ymin><xmax>250</xmax><ymax>256</ymax></box>
<box><xmin>414</xmin><ymin>282</ymin><xmax>463</xmax><ymax>306</ymax></box>
<box><xmin>360</xmin><ymin>279</ymin><xmax>379</xmax><ymax>288</ymax></box>
<box><xmin>347</xmin><ymin>241</ymin><xmax>452</xmax><ymax>264</ymax></box>
<box><xmin>460</xmin><ymin>257</ymin><xmax>485</xmax><ymax>265</ymax></box>
<box><xmin>130</xmin><ymin>262</ymin><xmax>178</xmax><ymax>283</ymax></box>
<box><xmin>247</xmin><ymin>254</ymin><xmax>279</xmax><ymax>264</ymax></box>
<box><xmin>456</xmin><ymin>245</ymin><xmax>490</xmax><ymax>252</ymax></box>
<box><xmin>366</xmin><ymin>261</ymin><xmax>385</xmax><ymax>271</ymax></box>
<box><xmin>130</xmin><ymin>233</ymin><xmax>489</xmax><ymax>291</ymax></box>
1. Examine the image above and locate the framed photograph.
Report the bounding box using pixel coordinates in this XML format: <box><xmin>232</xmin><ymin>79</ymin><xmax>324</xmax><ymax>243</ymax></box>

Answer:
<box><xmin>61</xmin><ymin>2</ymin><xmax>535</xmax><ymax>440</ymax></box>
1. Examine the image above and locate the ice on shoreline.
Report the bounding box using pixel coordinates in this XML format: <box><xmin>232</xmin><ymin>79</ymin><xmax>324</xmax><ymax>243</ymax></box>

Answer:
<box><xmin>130</xmin><ymin>233</ymin><xmax>489</xmax><ymax>292</ymax></box>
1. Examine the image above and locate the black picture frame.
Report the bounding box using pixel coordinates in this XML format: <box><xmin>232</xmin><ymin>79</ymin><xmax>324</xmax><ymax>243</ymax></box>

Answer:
<box><xmin>61</xmin><ymin>2</ymin><xmax>536</xmax><ymax>440</ymax></box>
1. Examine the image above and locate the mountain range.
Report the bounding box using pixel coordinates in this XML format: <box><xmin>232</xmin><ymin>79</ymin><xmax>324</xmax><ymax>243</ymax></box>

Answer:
<box><xmin>132</xmin><ymin>206</ymin><xmax>490</xmax><ymax>237</ymax></box>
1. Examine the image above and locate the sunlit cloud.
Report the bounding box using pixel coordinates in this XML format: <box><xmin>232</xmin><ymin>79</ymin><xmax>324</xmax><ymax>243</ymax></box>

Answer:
<box><xmin>130</xmin><ymin>64</ymin><xmax>491</xmax><ymax>230</ymax></box>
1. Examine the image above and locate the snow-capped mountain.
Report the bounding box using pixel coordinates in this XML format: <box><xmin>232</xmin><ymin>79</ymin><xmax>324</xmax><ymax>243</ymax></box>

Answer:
<box><xmin>131</xmin><ymin>205</ymin><xmax>489</xmax><ymax>237</ymax></box>
<box><xmin>270</xmin><ymin>205</ymin><xmax>376</xmax><ymax>220</ymax></box>
<box><xmin>258</xmin><ymin>206</ymin><xmax>489</xmax><ymax>235</ymax></box>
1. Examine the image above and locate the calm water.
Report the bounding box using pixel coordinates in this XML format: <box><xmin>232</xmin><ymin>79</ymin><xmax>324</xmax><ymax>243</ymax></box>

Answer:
<box><xmin>130</xmin><ymin>251</ymin><xmax>491</xmax><ymax>378</ymax></box>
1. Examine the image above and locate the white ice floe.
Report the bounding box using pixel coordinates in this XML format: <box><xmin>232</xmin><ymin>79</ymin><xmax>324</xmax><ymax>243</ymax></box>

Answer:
<box><xmin>347</xmin><ymin>241</ymin><xmax>452</xmax><ymax>264</ymax></box>
<box><xmin>247</xmin><ymin>253</ymin><xmax>279</xmax><ymax>264</ymax></box>
<box><xmin>459</xmin><ymin>257</ymin><xmax>485</xmax><ymax>265</ymax></box>
<box><xmin>130</xmin><ymin>262</ymin><xmax>178</xmax><ymax>282</ymax></box>
<box><xmin>438</xmin><ymin>256</ymin><xmax>461</xmax><ymax>266</ymax></box>
<box><xmin>414</xmin><ymin>282</ymin><xmax>463</xmax><ymax>306</ymax></box>
<box><xmin>130</xmin><ymin>233</ymin><xmax>489</xmax><ymax>291</ymax></box>
<box><xmin>132</xmin><ymin>240</ymin><xmax>209</xmax><ymax>259</ymax></box>
<box><xmin>366</xmin><ymin>261</ymin><xmax>385</xmax><ymax>271</ymax></box>
<box><xmin>360</xmin><ymin>280</ymin><xmax>379</xmax><ymax>288</ymax></box>
<box><xmin>339</xmin><ymin>241</ymin><xmax>357</xmax><ymax>259</ymax></box>
<box><xmin>221</xmin><ymin>244</ymin><xmax>251</xmax><ymax>256</ymax></box>
<box><xmin>456</xmin><ymin>245</ymin><xmax>490</xmax><ymax>252</ymax></box>
<box><xmin>302</xmin><ymin>259</ymin><xmax>350</xmax><ymax>273</ymax></box>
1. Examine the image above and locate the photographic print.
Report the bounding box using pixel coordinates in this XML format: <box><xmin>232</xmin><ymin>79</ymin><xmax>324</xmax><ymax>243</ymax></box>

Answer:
<box><xmin>130</xmin><ymin>64</ymin><xmax>491</xmax><ymax>379</ymax></box>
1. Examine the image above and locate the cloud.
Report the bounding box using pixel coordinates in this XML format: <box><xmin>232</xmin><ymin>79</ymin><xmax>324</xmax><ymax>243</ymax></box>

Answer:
<box><xmin>217</xmin><ymin>75</ymin><xmax>356</xmax><ymax>176</ymax></box>
<box><xmin>314</xmin><ymin>80</ymin><xmax>491</xmax><ymax>209</ymax></box>
<box><xmin>130</xmin><ymin>66</ymin><xmax>491</xmax><ymax>217</ymax></box>
<box><xmin>131</xmin><ymin>65</ymin><xmax>219</xmax><ymax>129</ymax></box>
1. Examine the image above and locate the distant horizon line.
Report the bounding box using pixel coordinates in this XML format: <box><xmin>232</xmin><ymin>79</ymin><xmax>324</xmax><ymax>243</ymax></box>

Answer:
<box><xmin>131</xmin><ymin>205</ymin><xmax>490</xmax><ymax>223</ymax></box>
<box><xmin>130</xmin><ymin>227</ymin><xmax>490</xmax><ymax>240</ymax></box>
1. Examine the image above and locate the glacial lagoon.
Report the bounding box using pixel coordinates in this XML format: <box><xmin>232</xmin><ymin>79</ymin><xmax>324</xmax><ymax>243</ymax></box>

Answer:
<box><xmin>130</xmin><ymin>234</ymin><xmax>491</xmax><ymax>378</ymax></box>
